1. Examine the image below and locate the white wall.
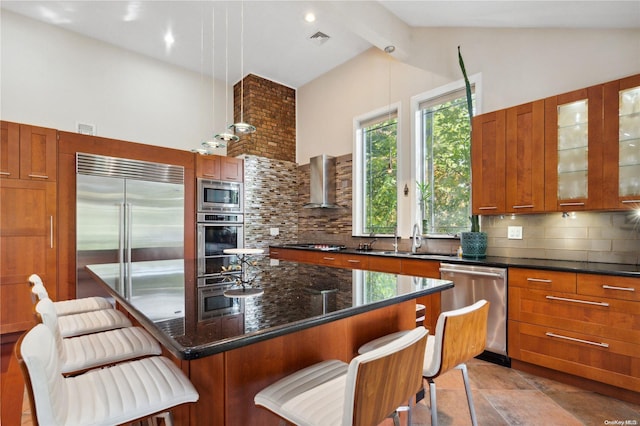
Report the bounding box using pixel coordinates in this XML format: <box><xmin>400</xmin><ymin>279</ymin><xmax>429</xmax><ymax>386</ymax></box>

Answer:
<box><xmin>297</xmin><ymin>27</ymin><xmax>640</xmax><ymax>164</ymax></box>
<box><xmin>1</xmin><ymin>10</ymin><xmax>229</xmax><ymax>154</ymax></box>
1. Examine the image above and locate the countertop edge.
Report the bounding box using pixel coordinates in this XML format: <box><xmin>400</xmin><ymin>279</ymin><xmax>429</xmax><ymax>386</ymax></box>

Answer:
<box><xmin>270</xmin><ymin>245</ymin><xmax>640</xmax><ymax>277</ymax></box>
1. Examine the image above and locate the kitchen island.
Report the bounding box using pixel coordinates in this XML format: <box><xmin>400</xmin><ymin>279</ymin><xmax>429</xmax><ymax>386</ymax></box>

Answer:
<box><xmin>86</xmin><ymin>257</ymin><xmax>454</xmax><ymax>425</ymax></box>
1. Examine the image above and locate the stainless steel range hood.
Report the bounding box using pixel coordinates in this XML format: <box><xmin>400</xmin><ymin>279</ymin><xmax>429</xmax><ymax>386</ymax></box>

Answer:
<box><xmin>304</xmin><ymin>154</ymin><xmax>340</xmax><ymax>209</ymax></box>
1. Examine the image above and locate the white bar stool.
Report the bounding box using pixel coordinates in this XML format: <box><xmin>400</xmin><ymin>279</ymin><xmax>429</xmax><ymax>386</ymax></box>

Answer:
<box><xmin>255</xmin><ymin>327</ymin><xmax>428</xmax><ymax>426</ymax></box>
<box><xmin>29</xmin><ymin>274</ymin><xmax>113</xmax><ymax>316</ymax></box>
<box><xmin>36</xmin><ymin>298</ymin><xmax>162</xmax><ymax>374</ymax></box>
<box><xmin>16</xmin><ymin>324</ymin><xmax>200</xmax><ymax>426</ymax></box>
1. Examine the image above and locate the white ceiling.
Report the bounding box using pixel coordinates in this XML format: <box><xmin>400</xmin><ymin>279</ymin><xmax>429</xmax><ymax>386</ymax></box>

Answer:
<box><xmin>2</xmin><ymin>1</ymin><xmax>639</xmax><ymax>88</ymax></box>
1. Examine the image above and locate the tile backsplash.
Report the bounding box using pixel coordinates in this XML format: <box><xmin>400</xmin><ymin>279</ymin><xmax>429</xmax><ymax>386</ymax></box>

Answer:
<box><xmin>482</xmin><ymin>211</ymin><xmax>640</xmax><ymax>264</ymax></box>
<box><xmin>245</xmin><ymin>153</ymin><xmax>640</xmax><ymax>265</ymax></box>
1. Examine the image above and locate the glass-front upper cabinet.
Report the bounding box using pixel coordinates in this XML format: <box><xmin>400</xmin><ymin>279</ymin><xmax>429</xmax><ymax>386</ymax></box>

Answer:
<box><xmin>545</xmin><ymin>85</ymin><xmax>603</xmax><ymax>211</ymax></box>
<box><xmin>603</xmin><ymin>74</ymin><xmax>640</xmax><ymax>209</ymax></box>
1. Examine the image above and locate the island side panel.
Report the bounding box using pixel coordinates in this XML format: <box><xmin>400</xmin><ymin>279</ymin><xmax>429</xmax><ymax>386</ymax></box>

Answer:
<box><xmin>217</xmin><ymin>301</ymin><xmax>416</xmax><ymax>425</ymax></box>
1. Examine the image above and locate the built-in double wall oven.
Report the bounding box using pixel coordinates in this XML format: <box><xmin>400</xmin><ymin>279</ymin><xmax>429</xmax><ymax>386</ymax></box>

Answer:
<box><xmin>197</xmin><ymin>178</ymin><xmax>244</xmax><ymax>320</ymax></box>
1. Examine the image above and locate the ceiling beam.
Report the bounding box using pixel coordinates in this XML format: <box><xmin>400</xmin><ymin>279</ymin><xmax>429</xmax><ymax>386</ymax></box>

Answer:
<box><xmin>316</xmin><ymin>1</ymin><xmax>414</xmax><ymax>61</ymax></box>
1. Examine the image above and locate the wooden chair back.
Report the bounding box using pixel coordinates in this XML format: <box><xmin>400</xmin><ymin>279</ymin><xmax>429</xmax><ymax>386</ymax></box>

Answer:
<box><xmin>346</xmin><ymin>326</ymin><xmax>428</xmax><ymax>426</ymax></box>
<box><xmin>438</xmin><ymin>300</ymin><xmax>490</xmax><ymax>376</ymax></box>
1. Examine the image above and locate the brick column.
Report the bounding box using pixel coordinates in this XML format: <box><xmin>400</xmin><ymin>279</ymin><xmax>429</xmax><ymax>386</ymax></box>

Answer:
<box><xmin>228</xmin><ymin>74</ymin><xmax>296</xmax><ymax>162</ymax></box>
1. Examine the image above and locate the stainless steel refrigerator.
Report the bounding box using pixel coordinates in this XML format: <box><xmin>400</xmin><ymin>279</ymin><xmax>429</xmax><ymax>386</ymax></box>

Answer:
<box><xmin>76</xmin><ymin>153</ymin><xmax>185</xmax><ymax>321</ymax></box>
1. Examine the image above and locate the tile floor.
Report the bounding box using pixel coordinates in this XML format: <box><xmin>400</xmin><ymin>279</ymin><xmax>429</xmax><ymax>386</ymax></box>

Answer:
<box><xmin>20</xmin><ymin>359</ymin><xmax>640</xmax><ymax>425</ymax></box>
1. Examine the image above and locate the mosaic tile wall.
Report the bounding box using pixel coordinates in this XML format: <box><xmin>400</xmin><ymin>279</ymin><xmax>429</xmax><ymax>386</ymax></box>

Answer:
<box><xmin>298</xmin><ymin>153</ymin><xmax>353</xmax><ymax>242</ymax></box>
<box><xmin>242</xmin><ymin>155</ymin><xmax>299</xmax><ymax>250</ymax></box>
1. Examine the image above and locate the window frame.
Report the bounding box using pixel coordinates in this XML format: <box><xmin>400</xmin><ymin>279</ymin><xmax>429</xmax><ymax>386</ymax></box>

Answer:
<box><xmin>410</xmin><ymin>74</ymin><xmax>482</xmax><ymax>236</ymax></box>
<box><xmin>353</xmin><ymin>102</ymin><xmax>402</xmax><ymax>237</ymax></box>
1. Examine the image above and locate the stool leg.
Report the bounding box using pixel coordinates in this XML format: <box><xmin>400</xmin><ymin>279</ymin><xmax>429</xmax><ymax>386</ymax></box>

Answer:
<box><xmin>428</xmin><ymin>378</ymin><xmax>438</xmax><ymax>426</ymax></box>
<box><xmin>458</xmin><ymin>363</ymin><xmax>478</xmax><ymax>426</ymax></box>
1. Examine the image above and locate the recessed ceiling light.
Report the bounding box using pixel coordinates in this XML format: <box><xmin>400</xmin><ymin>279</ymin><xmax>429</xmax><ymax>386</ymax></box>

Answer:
<box><xmin>304</xmin><ymin>12</ymin><xmax>316</xmax><ymax>23</ymax></box>
<box><xmin>164</xmin><ymin>30</ymin><xmax>175</xmax><ymax>51</ymax></box>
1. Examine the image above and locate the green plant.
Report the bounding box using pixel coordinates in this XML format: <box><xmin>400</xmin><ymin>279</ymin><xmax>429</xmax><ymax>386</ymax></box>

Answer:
<box><xmin>458</xmin><ymin>46</ymin><xmax>480</xmax><ymax>233</ymax></box>
<box><xmin>470</xmin><ymin>215</ymin><xmax>480</xmax><ymax>233</ymax></box>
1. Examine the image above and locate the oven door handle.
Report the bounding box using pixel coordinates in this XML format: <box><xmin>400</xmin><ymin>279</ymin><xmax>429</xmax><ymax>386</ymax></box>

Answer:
<box><xmin>197</xmin><ymin>224</ymin><xmax>205</xmax><ymax>274</ymax></box>
<box><xmin>439</xmin><ymin>267</ymin><xmax>504</xmax><ymax>279</ymax></box>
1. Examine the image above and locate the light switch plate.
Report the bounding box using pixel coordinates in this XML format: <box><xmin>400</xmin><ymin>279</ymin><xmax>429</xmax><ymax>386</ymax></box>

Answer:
<box><xmin>270</xmin><ymin>227</ymin><xmax>279</xmax><ymax>236</ymax></box>
<box><xmin>508</xmin><ymin>226</ymin><xmax>523</xmax><ymax>240</ymax></box>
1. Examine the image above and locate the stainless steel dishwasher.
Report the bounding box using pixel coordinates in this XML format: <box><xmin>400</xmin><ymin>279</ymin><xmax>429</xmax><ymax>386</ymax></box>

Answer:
<box><xmin>440</xmin><ymin>263</ymin><xmax>510</xmax><ymax>366</ymax></box>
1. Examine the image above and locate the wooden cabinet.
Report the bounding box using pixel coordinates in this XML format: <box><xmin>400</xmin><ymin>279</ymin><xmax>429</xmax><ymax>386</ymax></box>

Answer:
<box><xmin>472</xmin><ymin>100</ymin><xmax>545</xmax><ymax>215</ymax></box>
<box><xmin>1</xmin><ymin>121</ymin><xmax>57</xmax><ymax>181</ymax></box>
<box><xmin>545</xmin><ymin>85</ymin><xmax>604</xmax><ymax>211</ymax></box>
<box><xmin>196</xmin><ymin>154</ymin><xmax>243</xmax><ymax>182</ymax></box>
<box><xmin>269</xmin><ymin>248</ymin><xmax>371</xmax><ymax>270</ymax></box>
<box><xmin>471</xmin><ymin>111</ymin><xmax>506</xmax><ymax>214</ymax></box>
<box><xmin>509</xmin><ymin>267</ymin><xmax>640</xmax><ymax>393</ymax></box>
<box><xmin>505</xmin><ymin>100</ymin><xmax>546</xmax><ymax>213</ymax></box>
<box><xmin>602</xmin><ymin>73</ymin><xmax>640</xmax><ymax>209</ymax></box>
<box><xmin>0</xmin><ymin>180</ymin><xmax>57</xmax><ymax>334</ymax></box>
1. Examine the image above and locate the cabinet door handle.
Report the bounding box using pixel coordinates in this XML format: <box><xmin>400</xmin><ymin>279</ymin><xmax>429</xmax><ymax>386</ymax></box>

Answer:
<box><xmin>621</xmin><ymin>200</ymin><xmax>640</xmax><ymax>204</ymax></box>
<box><xmin>527</xmin><ymin>278</ymin><xmax>552</xmax><ymax>283</ymax></box>
<box><xmin>512</xmin><ymin>205</ymin><xmax>534</xmax><ymax>209</ymax></box>
<box><xmin>0</xmin><ymin>171</ymin><xmax>10</xmax><ymax>176</ymax></box>
<box><xmin>49</xmin><ymin>216</ymin><xmax>54</xmax><ymax>248</ymax></box>
<box><xmin>478</xmin><ymin>206</ymin><xmax>497</xmax><ymax>210</ymax></box>
<box><xmin>559</xmin><ymin>202</ymin><xmax>585</xmax><ymax>207</ymax></box>
<box><xmin>545</xmin><ymin>332</ymin><xmax>609</xmax><ymax>348</ymax></box>
<box><xmin>546</xmin><ymin>295</ymin><xmax>609</xmax><ymax>307</ymax></box>
<box><xmin>28</xmin><ymin>174</ymin><xmax>49</xmax><ymax>179</ymax></box>
<box><xmin>602</xmin><ymin>284</ymin><xmax>636</xmax><ymax>292</ymax></box>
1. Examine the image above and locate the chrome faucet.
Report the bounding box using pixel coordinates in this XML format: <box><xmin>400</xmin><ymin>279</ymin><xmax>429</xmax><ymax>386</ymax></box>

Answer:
<box><xmin>411</xmin><ymin>223</ymin><xmax>423</xmax><ymax>253</ymax></box>
<box><xmin>392</xmin><ymin>228</ymin><xmax>399</xmax><ymax>253</ymax></box>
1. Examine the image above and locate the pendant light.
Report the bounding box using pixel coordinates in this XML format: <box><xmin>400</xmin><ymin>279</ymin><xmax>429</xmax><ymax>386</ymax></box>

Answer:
<box><xmin>214</xmin><ymin>5</ymin><xmax>239</xmax><ymax>143</ymax></box>
<box><xmin>194</xmin><ymin>6</ymin><xmax>225</xmax><ymax>154</ymax></box>
<box><xmin>229</xmin><ymin>0</ymin><xmax>256</xmax><ymax>135</ymax></box>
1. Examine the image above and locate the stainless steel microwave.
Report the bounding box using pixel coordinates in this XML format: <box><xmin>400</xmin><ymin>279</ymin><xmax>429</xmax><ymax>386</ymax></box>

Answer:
<box><xmin>197</xmin><ymin>178</ymin><xmax>243</xmax><ymax>213</ymax></box>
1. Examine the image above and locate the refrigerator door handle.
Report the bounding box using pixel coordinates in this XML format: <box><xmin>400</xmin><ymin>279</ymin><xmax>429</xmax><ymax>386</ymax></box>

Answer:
<box><xmin>126</xmin><ymin>202</ymin><xmax>133</xmax><ymax>299</ymax></box>
<box><xmin>118</xmin><ymin>203</ymin><xmax>126</xmax><ymax>295</ymax></box>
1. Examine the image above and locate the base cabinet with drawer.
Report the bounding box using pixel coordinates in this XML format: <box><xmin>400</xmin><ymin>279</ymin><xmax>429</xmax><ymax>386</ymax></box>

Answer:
<box><xmin>508</xmin><ymin>267</ymin><xmax>640</xmax><ymax>393</ymax></box>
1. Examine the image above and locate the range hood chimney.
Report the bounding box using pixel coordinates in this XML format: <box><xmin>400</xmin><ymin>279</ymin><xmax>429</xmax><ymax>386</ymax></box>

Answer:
<box><xmin>304</xmin><ymin>154</ymin><xmax>340</xmax><ymax>209</ymax></box>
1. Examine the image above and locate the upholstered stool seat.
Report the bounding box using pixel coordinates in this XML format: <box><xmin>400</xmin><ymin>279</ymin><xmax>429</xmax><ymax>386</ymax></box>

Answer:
<box><xmin>55</xmin><ymin>307</ymin><xmax>132</xmax><ymax>337</ymax></box>
<box><xmin>17</xmin><ymin>324</ymin><xmax>199</xmax><ymax>426</ymax></box>
<box><xmin>255</xmin><ymin>327</ymin><xmax>428</xmax><ymax>426</ymax></box>
<box><xmin>30</xmin><ymin>274</ymin><xmax>113</xmax><ymax>316</ymax></box>
<box><xmin>36</xmin><ymin>298</ymin><xmax>161</xmax><ymax>374</ymax></box>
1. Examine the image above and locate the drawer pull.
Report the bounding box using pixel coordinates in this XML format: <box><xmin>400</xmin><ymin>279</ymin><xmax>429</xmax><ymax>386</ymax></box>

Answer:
<box><xmin>512</xmin><ymin>205</ymin><xmax>534</xmax><ymax>209</ymax></box>
<box><xmin>622</xmin><ymin>200</ymin><xmax>640</xmax><ymax>204</ymax></box>
<box><xmin>602</xmin><ymin>284</ymin><xmax>635</xmax><ymax>292</ymax></box>
<box><xmin>478</xmin><ymin>206</ymin><xmax>497</xmax><ymax>210</ymax></box>
<box><xmin>0</xmin><ymin>171</ymin><xmax>10</xmax><ymax>176</ymax></box>
<box><xmin>347</xmin><ymin>259</ymin><xmax>361</xmax><ymax>263</ymax></box>
<box><xmin>559</xmin><ymin>202</ymin><xmax>585</xmax><ymax>207</ymax></box>
<box><xmin>323</xmin><ymin>257</ymin><xmax>336</xmax><ymax>261</ymax></box>
<box><xmin>28</xmin><ymin>174</ymin><xmax>49</xmax><ymax>179</ymax></box>
<box><xmin>545</xmin><ymin>295</ymin><xmax>609</xmax><ymax>307</ymax></box>
<box><xmin>545</xmin><ymin>332</ymin><xmax>609</xmax><ymax>348</ymax></box>
<box><xmin>527</xmin><ymin>278</ymin><xmax>552</xmax><ymax>283</ymax></box>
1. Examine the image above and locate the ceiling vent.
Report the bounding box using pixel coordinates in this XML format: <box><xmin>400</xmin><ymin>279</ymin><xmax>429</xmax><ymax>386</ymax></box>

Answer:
<box><xmin>308</xmin><ymin>31</ymin><xmax>330</xmax><ymax>46</ymax></box>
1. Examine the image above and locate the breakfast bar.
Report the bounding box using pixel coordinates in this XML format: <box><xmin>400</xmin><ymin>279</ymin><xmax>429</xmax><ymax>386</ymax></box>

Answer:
<box><xmin>86</xmin><ymin>257</ymin><xmax>454</xmax><ymax>425</ymax></box>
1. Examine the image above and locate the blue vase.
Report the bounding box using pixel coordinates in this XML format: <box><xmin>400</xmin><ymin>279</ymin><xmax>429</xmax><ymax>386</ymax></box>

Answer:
<box><xmin>460</xmin><ymin>232</ymin><xmax>487</xmax><ymax>258</ymax></box>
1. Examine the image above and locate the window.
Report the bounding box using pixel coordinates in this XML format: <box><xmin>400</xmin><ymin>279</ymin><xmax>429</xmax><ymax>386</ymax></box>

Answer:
<box><xmin>416</xmin><ymin>82</ymin><xmax>476</xmax><ymax>235</ymax></box>
<box><xmin>354</xmin><ymin>108</ymin><xmax>398</xmax><ymax>236</ymax></box>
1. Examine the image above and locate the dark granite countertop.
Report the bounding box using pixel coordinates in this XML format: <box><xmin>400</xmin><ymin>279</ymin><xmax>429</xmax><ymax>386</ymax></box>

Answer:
<box><xmin>272</xmin><ymin>245</ymin><xmax>640</xmax><ymax>277</ymax></box>
<box><xmin>86</xmin><ymin>258</ymin><xmax>453</xmax><ymax>360</ymax></box>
